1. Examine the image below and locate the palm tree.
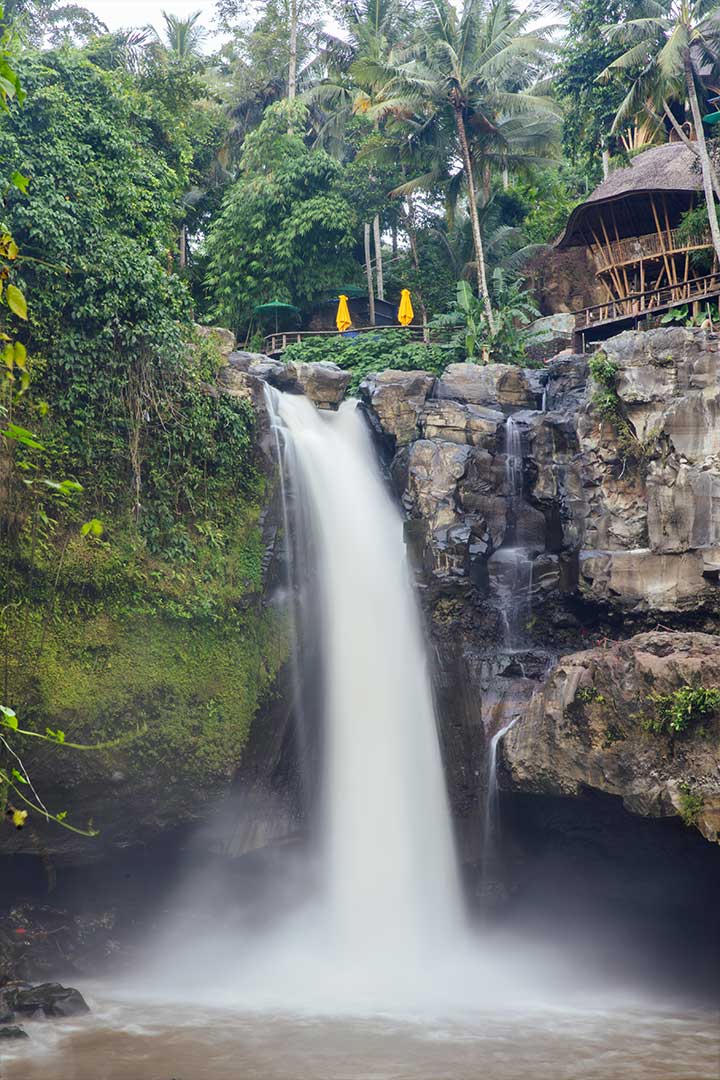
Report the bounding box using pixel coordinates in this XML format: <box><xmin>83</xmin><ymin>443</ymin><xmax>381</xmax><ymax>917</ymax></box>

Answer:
<box><xmin>370</xmin><ymin>0</ymin><xmax>557</xmax><ymax>331</ymax></box>
<box><xmin>602</xmin><ymin>0</ymin><xmax>720</xmax><ymax>260</ymax></box>
<box><xmin>159</xmin><ymin>10</ymin><xmax>206</xmax><ymax>59</ymax></box>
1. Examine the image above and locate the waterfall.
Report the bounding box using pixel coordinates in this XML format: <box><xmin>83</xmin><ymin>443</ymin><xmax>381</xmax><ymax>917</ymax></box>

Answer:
<box><xmin>480</xmin><ymin>718</ymin><xmax>517</xmax><ymax>890</ymax></box>
<box><xmin>488</xmin><ymin>416</ymin><xmax>534</xmax><ymax>650</ymax></box>
<box><xmin>266</xmin><ymin>388</ymin><xmax>464</xmax><ymax>969</ymax></box>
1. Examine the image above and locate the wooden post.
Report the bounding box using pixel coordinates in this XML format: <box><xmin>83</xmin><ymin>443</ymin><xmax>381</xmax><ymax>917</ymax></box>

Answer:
<box><xmin>610</xmin><ymin>206</ymin><xmax>631</xmax><ymax>297</ymax></box>
<box><xmin>650</xmin><ymin>196</ymin><xmax>674</xmax><ymax>296</ymax></box>
<box><xmin>364</xmin><ymin>222</ymin><xmax>376</xmax><ymax>326</ymax></box>
<box><xmin>373</xmin><ymin>215</ymin><xmax>384</xmax><ymax>302</ymax></box>
<box><xmin>593</xmin><ymin>223</ymin><xmax>625</xmax><ymax>299</ymax></box>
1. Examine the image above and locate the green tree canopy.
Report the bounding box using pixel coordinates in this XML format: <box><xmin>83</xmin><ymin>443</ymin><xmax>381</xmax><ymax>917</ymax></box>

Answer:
<box><xmin>204</xmin><ymin>100</ymin><xmax>359</xmax><ymax>332</ymax></box>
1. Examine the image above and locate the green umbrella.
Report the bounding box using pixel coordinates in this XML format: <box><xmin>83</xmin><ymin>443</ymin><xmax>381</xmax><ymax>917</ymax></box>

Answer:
<box><xmin>253</xmin><ymin>302</ymin><xmax>302</xmax><ymax>333</ymax></box>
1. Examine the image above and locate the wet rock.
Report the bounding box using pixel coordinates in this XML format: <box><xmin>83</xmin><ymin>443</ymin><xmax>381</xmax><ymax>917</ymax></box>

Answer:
<box><xmin>543</xmin><ymin>355</ymin><xmax>589</xmax><ymax>411</ymax></box>
<box><xmin>434</xmin><ymin>363</ymin><xmax>541</xmax><ymax>410</ymax></box>
<box><xmin>290</xmin><ymin>361</ymin><xmax>351</xmax><ymax>409</ymax></box>
<box><xmin>504</xmin><ymin>631</ymin><xmax>720</xmax><ymax>842</ymax></box>
<box><xmin>420</xmin><ymin>400</ymin><xmax>504</xmax><ymax>448</ymax></box>
<box><xmin>360</xmin><ymin>370</ymin><xmax>436</xmax><ymax>446</ymax></box>
<box><xmin>0</xmin><ymin>1026</ymin><xmax>28</xmax><ymax>1039</ymax></box>
<box><xmin>261</xmin><ymin>357</ymin><xmax>351</xmax><ymax>406</ymax></box>
<box><xmin>9</xmin><ymin>982</ymin><xmax>90</xmax><ymax>1018</ymax></box>
<box><xmin>579</xmin><ymin>549</ymin><xmax>720</xmax><ymax>613</ymax></box>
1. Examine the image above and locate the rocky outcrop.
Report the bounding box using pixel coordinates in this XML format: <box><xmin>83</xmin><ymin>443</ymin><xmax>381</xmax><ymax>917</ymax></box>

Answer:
<box><xmin>360</xmin><ymin>328</ymin><xmax>720</xmax><ymax>845</ymax></box>
<box><xmin>434</xmin><ymin>363</ymin><xmax>542</xmax><ymax>410</ymax></box>
<box><xmin>363</xmin><ymin>328</ymin><xmax>720</xmax><ymax>619</ymax></box>
<box><xmin>360</xmin><ymin>369</ymin><xmax>436</xmax><ymax>446</ymax></box>
<box><xmin>223</xmin><ymin>353</ymin><xmax>351</xmax><ymax>409</ymax></box>
<box><xmin>219</xmin><ymin>352</ymin><xmax>351</xmax><ymax>411</ymax></box>
<box><xmin>504</xmin><ymin>632</ymin><xmax>720</xmax><ymax>843</ymax></box>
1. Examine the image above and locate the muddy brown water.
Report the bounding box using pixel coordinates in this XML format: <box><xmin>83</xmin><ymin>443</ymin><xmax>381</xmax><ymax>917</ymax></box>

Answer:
<box><xmin>1</xmin><ymin>992</ymin><xmax>717</xmax><ymax>1080</ymax></box>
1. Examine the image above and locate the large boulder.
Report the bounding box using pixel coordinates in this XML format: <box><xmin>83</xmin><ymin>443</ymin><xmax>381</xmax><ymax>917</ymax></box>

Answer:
<box><xmin>434</xmin><ymin>363</ymin><xmax>541</xmax><ymax>410</ymax></box>
<box><xmin>419</xmin><ymin>400</ymin><xmax>504</xmax><ymax>448</ymax></box>
<box><xmin>6</xmin><ymin>982</ymin><xmax>90</xmax><ymax>1018</ymax></box>
<box><xmin>239</xmin><ymin>356</ymin><xmax>351</xmax><ymax>408</ymax></box>
<box><xmin>504</xmin><ymin>632</ymin><xmax>720</xmax><ymax>842</ymax></box>
<box><xmin>360</xmin><ymin>370</ymin><xmax>436</xmax><ymax>446</ymax></box>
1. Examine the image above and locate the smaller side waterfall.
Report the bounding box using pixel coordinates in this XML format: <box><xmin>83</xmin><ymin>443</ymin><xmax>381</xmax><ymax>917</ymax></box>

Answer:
<box><xmin>488</xmin><ymin>416</ymin><xmax>534</xmax><ymax>650</ymax></box>
<box><xmin>480</xmin><ymin>717</ymin><xmax>518</xmax><ymax>889</ymax></box>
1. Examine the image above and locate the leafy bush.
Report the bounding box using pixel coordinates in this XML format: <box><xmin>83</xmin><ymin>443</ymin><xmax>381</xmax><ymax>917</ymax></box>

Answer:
<box><xmin>430</xmin><ymin>271</ymin><xmax>541</xmax><ymax>365</ymax></box>
<box><xmin>643</xmin><ymin>685</ymin><xmax>720</xmax><ymax>736</ymax></box>
<box><xmin>677</xmin><ymin>783</ymin><xmax>704</xmax><ymax>827</ymax></box>
<box><xmin>283</xmin><ymin>328</ymin><xmax>454</xmax><ymax>393</ymax></box>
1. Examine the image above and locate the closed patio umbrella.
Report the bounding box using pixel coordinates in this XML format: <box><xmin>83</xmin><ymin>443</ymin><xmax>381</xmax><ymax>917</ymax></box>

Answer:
<box><xmin>336</xmin><ymin>294</ymin><xmax>352</xmax><ymax>333</ymax></box>
<box><xmin>398</xmin><ymin>289</ymin><xmax>414</xmax><ymax>326</ymax></box>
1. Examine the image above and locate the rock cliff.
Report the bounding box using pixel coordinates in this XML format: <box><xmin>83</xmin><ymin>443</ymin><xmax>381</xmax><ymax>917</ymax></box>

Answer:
<box><xmin>361</xmin><ymin>328</ymin><xmax>720</xmax><ymax>844</ymax></box>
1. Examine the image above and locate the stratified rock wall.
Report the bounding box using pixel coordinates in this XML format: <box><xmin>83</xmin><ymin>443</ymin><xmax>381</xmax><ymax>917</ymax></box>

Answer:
<box><xmin>361</xmin><ymin>328</ymin><xmax>720</xmax><ymax>843</ymax></box>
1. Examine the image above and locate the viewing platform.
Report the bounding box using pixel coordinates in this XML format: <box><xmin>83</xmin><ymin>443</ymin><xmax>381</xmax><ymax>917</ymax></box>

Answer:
<box><xmin>573</xmin><ymin>272</ymin><xmax>720</xmax><ymax>350</ymax></box>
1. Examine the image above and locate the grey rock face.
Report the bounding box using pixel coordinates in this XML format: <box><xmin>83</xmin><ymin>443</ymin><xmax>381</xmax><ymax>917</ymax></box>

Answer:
<box><xmin>361</xmin><ymin>341</ymin><xmax>720</xmax><ymax>842</ymax></box>
<box><xmin>435</xmin><ymin>362</ymin><xmax>542</xmax><ymax>410</ymax></box>
<box><xmin>359</xmin><ymin>370</ymin><xmax>436</xmax><ymax>446</ymax></box>
<box><xmin>504</xmin><ymin>631</ymin><xmax>720</xmax><ymax>843</ymax></box>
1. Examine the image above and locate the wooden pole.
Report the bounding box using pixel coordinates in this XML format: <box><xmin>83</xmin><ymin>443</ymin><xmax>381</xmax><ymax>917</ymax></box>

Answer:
<box><xmin>592</xmin><ymin>222</ymin><xmax>625</xmax><ymax>298</ymax></box>
<box><xmin>662</xmin><ymin>197</ymin><xmax>677</xmax><ymax>285</ymax></box>
<box><xmin>373</xmin><ymin>215</ymin><xmax>384</xmax><ymax>302</ymax></box>
<box><xmin>364</xmin><ymin>222</ymin><xmax>376</xmax><ymax>326</ymax></box>
<box><xmin>610</xmin><ymin>206</ymin><xmax>631</xmax><ymax>297</ymax></box>
<box><xmin>650</xmin><ymin>196</ymin><xmax>674</xmax><ymax>296</ymax></box>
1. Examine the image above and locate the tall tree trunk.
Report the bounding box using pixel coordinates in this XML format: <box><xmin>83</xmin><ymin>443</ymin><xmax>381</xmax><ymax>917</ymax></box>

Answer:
<box><xmin>179</xmin><ymin>223</ymin><xmax>187</xmax><ymax>269</ymax></box>
<box><xmin>454</xmin><ymin>108</ymin><xmax>495</xmax><ymax>334</ymax></box>
<box><xmin>404</xmin><ymin>194</ymin><xmax>428</xmax><ymax>341</ymax></box>
<box><xmin>602</xmin><ymin>148</ymin><xmax>610</xmax><ymax>179</ymax></box>
<box><xmin>288</xmin><ymin>0</ymin><xmax>298</xmax><ymax>102</ymax></box>
<box><xmin>662</xmin><ymin>100</ymin><xmax>720</xmax><ymax>199</ymax></box>
<box><xmin>373</xmin><ymin>214</ymin><xmax>384</xmax><ymax>301</ymax></box>
<box><xmin>364</xmin><ymin>221</ymin><xmax>375</xmax><ymax>326</ymax></box>
<box><xmin>686</xmin><ymin>60</ymin><xmax>720</xmax><ymax>263</ymax></box>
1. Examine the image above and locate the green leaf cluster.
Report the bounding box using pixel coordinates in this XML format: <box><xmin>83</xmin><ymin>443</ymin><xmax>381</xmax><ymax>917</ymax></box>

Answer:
<box><xmin>204</xmin><ymin>101</ymin><xmax>359</xmax><ymax>333</ymax></box>
<box><xmin>643</xmin><ymin>685</ymin><xmax>720</xmax><ymax>736</ymax></box>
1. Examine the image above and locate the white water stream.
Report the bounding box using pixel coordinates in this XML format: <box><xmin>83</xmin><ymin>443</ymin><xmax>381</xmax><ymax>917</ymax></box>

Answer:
<box><xmin>268</xmin><ymin>390</ymin><xmax>464</xmax><ymax>960</ymax></box>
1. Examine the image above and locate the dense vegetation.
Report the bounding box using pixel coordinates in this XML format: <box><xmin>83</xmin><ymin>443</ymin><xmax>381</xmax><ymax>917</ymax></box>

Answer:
<box><xmin>4</xmin><ymin>0</ymin><xmax>720</xmax><ymax>837</ymax></box>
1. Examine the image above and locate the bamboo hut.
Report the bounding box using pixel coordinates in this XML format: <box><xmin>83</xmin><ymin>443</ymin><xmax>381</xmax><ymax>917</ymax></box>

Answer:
<box><xmin>556</xmin><ymin>143</ymin><xmax>718</xmax><ymax>351</ymax></box>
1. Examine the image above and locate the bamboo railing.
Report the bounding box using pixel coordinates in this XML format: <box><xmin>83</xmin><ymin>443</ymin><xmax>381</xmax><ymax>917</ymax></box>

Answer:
<box><xmin>591</xmin><ymin>227</ymin><xmax>712</xmax><ymax>274</ymax></box>
<box><xmin>263</xmin><ymin>325</ymin><xmax>429</xmax><ymax>354</ymax></box>
<box><xmin>575</xmin><ymin>272</ymin><xmax>720</xmax><ymax>329</ymax></box>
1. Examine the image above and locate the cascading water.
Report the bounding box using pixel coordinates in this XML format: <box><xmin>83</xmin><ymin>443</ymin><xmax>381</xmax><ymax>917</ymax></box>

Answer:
<box><xmin>265</xmin><ymin>388</ymin><xmax>464</xmax><ymax>974</ymax></box>
<box><xmin>480</xmin><ymin>717</ymin><xmax>517</xmax><ymax>890</ymax></box>
<box><xmin>488</xmin><ymin>415</ymin><xmax>534</xmax><ymax>650</ymax></box>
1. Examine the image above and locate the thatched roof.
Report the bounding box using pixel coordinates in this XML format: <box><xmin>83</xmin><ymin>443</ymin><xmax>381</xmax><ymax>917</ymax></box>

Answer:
<box><xmin>557</xmin><ymin>143</ymin><xmax>703</xmax><ymax>249</ymax></box>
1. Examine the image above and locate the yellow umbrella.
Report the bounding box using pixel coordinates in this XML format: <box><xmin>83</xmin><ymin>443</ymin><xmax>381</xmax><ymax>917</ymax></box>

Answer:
<box><xmin>398</xmin><ymin>288</ymin><xmax>414</xmax><ymax>326</ymax></box>
<box><xmin>336</xmin><ymin>294</ymin><xmax>352</xmax><ymax>333</ymax></box>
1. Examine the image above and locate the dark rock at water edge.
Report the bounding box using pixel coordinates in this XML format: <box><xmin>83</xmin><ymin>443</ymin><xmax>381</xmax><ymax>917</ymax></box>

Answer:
<box><xmin>4</xmin><ymin>981</ymin><xmax>89</xmax><ymax>1019</ymax></box>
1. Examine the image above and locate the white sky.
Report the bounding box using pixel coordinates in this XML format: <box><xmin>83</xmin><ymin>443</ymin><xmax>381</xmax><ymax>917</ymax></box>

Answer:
<box><xmin>82</xmin><ymin>1</ymin><xmax>216</xmax><ymax>37</ymax></box>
